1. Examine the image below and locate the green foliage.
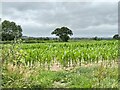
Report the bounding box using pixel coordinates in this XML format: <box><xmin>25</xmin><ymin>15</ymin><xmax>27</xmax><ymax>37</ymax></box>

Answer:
<box><xmin>2</xmin><ymin>63</ymin><xmax>118</xmax><ymax>88</ymax></box>
<box><xmin>1</xmin><ymin>20</ymin><xmax>22</xmax><ymax>41</ymax></box>
<box><xmin>2</xmin><ymin>40</ymin><xmax>118</xmax><ymax>68</ymax></box>
<box><xmin>1</xmin><ymin>40</ymin><xmax>118</xmax><ymax>88</ymax></box>
<box><xmin>51</xmin><ymin>27</ymin><xmax>73</xmax><ymax>42</ymax></box>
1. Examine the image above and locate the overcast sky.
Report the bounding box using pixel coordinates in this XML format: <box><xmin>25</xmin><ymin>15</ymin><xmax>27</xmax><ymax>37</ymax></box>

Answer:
<box><xmin>2</xmin><ymin>2</ymin><xmax>118</xmax><ymax>37</ymax></box>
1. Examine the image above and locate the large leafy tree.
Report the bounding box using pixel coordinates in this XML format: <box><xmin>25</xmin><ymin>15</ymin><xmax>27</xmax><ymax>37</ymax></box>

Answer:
<box><xmin>51</xmin><ymin>27</ymin><xmax>73</xmax><ymax>42</ymax></box>
<box><xmin>1</xmin><ymin>20</ymin><xmax>22</xmax><ymax>41</ymax></box>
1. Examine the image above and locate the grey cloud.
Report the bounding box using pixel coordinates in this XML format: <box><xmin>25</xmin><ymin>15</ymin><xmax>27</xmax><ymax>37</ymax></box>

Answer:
<box><xmin>0</xmin><ymin>3</ymin><xmax>2</xmax><ymax>18</ymax></box>
<box><xmin>2</xmin><ymin>2</ymin><xmax>118</xmax><ymax>37</ymax></box>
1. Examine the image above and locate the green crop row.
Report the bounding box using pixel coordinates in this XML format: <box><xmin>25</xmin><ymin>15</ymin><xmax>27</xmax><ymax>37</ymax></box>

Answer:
<box><xmin>2</xmin><ymin>40</ymin><xmax>118</xmax><ymax>68</ymax></box>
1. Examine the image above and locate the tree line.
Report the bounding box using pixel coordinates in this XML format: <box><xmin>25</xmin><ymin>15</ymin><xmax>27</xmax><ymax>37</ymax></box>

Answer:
<box><xmin>1</xmin><ymin>20</ymin><xmax>120</xmax><ymax>42</ymax></box>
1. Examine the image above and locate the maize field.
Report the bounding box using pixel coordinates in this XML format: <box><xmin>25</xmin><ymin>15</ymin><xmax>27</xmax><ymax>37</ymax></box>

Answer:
<box><xmin>1</xmin><ymin>40</ymin><xmax>119</xmax><ymax>88</ymax></box>
<box><xmin>2</xmin><ymin>40</ymin><xmax>118</xmax><ymax>68</ymax></box>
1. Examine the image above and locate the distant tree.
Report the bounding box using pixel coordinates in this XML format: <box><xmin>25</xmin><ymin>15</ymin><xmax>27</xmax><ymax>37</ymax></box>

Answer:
<box><xmin>51</xmin><ymin>27</ymin><xmax>73</xmax><ymax>42</ymax></box>
<box><xmin>1</xmin><ymin>20</ymin><xmax>22</xmax><ymax>41</ymax></box>
<box><xmin>44</xmin><ymin>37</ymin><xmax>49</xmax><ymax>40</ymax></box>
<box><xmin>93</xmin><ymin>36</ymin><xmax>98</xmax><ymax>40</ymax></box>
<box><xmin>93</xmin><ymin>36</ymin><xmax>102</xmax><ymax>41</ymax></box>
<box><xmin>113</xmin><ymin>34</ymin><xmax>120</xmax><ymax>39</ymax></box>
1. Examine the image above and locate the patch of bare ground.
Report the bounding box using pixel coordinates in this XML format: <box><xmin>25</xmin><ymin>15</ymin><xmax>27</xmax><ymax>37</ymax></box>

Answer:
<box><xmin>50</xmin><ymin>62</ymin><xmax>62</xmax><ymax>71</ymax></box>
<box><xmin>49</xmin><ymin>60</ymin><xmax>118</xmax><ymax>72</ymax></box>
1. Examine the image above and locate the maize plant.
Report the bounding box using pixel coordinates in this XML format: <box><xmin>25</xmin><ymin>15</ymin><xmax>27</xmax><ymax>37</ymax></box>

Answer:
<box><xmin>1</xmin><ymin>40</ymin><xmax>118</xmax><ymax>68</ymax></box>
